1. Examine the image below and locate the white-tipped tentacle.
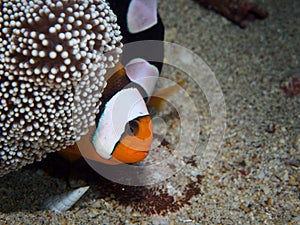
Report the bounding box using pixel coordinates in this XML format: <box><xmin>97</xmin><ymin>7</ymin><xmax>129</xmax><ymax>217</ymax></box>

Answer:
<box><xmin>44</xmin><ymin>186</ymin><xmax>90</xmax><ymax>213</ymax></box>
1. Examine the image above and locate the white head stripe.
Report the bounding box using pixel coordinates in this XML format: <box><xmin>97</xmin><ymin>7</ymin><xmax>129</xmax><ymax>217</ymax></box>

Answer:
<box><xmin>125</xmin><ymin>58</ymin><xmax>159</xmax><ymax>97</ymax></box>
<box><xmin>127</xmin><ymin>0</ymin><xmax>158</xmax><ymax>34</ymax></box>
<box><xmin>92</xmin><ymin>88</ymin><xmax>149</xmax><ymax>159</ymax></box>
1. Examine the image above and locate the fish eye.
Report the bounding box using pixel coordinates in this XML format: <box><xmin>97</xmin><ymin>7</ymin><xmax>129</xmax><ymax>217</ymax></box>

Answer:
<box><xmin>125</xmin><ymin>119</ymin><xmax>139</xmax><ymax>136</ymax></box>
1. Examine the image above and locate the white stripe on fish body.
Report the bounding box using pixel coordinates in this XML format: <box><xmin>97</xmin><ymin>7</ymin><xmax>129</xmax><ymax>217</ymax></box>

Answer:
<box><xmin>125</xmin><ymin>58</ymin><xmax>159</xmax><ymax>97</ymax></box>
<box><xmin>92</xmin><ymin>87</ymin><xmax>149</xmax><ymax>159</ymax></box>
<box><xmin>127</xmin><ymin>0</ymin><xmax>158</xmax><ymax>33</ymax></box>
<box><xmin>44</xmin><ymin>186</ymin><xmax>90</xmax><ymax>213</ymax></box>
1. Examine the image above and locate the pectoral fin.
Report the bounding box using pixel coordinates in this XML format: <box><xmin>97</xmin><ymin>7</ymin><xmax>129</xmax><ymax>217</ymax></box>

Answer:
<box><xmin>148</xmin><ymin>80</ymin><xmax>186</xmax><ymax>111</ymax></box>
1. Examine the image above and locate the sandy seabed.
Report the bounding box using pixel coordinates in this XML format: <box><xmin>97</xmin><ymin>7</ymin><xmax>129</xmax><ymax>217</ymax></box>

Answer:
<box><xmin>0</xmin><ymin>0</ymin><xmax>299</xmax><ymax>224</ymax></box>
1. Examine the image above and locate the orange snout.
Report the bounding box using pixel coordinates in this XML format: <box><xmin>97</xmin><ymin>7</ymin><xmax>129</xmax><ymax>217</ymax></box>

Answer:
<box><xmin>111</xmin><ymin>116</ymin><xmax>152</xmax><ymax>163</ymax></box>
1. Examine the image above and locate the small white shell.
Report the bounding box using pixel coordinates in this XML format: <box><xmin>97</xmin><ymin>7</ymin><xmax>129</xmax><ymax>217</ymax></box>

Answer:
<box><xmin>44</xmin><ymin>186</ymin><xmax>90</xmax><ymax>213</ymax></box>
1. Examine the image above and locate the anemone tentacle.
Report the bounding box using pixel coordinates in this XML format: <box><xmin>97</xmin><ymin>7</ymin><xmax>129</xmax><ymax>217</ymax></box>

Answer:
<box><xmin>0</xmin><ymin>0</ymin><xmax>122</xmax><ymax>176</ymax></box>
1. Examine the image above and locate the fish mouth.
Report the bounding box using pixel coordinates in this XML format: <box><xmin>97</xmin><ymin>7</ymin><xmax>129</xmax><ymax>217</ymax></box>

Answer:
<box><xmin>134</xmin><ymin>150</ymin><xmax>149</xmax><ymax>158</ymax></box>
<box><xmin>126</xmin><ymin>150</ymin><xmax>149</xmax><ymax>164</ymax></box>
<box><xmin>112</xmin><ymin>148</ymin><xmax>150</xmax><ymax>164</ymax></box>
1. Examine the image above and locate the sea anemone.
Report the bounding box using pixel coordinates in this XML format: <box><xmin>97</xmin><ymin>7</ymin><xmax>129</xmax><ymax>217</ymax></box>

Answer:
<box><xmin>0</xmin><ymin>0</ymin><xmax>122</xmax><ymax>176</ymax></box>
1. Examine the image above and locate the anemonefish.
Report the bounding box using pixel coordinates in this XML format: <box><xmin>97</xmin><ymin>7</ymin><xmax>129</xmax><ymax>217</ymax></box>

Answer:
<box><xmin>59</xmin><ymin>0</ymin><xmax>164</xmax><ymax>164</ymax></box>
<box><xmin>92</xmin><ymin>59</ymin><xmax>159</xmax><ymax>164</ymax></box>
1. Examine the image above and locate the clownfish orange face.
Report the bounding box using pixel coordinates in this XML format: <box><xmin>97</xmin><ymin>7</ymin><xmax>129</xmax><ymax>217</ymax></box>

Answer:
<box><xmin>111</xmin><ymin>115</ymin><xmax>152</xmax><ymax>163</ymax></box>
